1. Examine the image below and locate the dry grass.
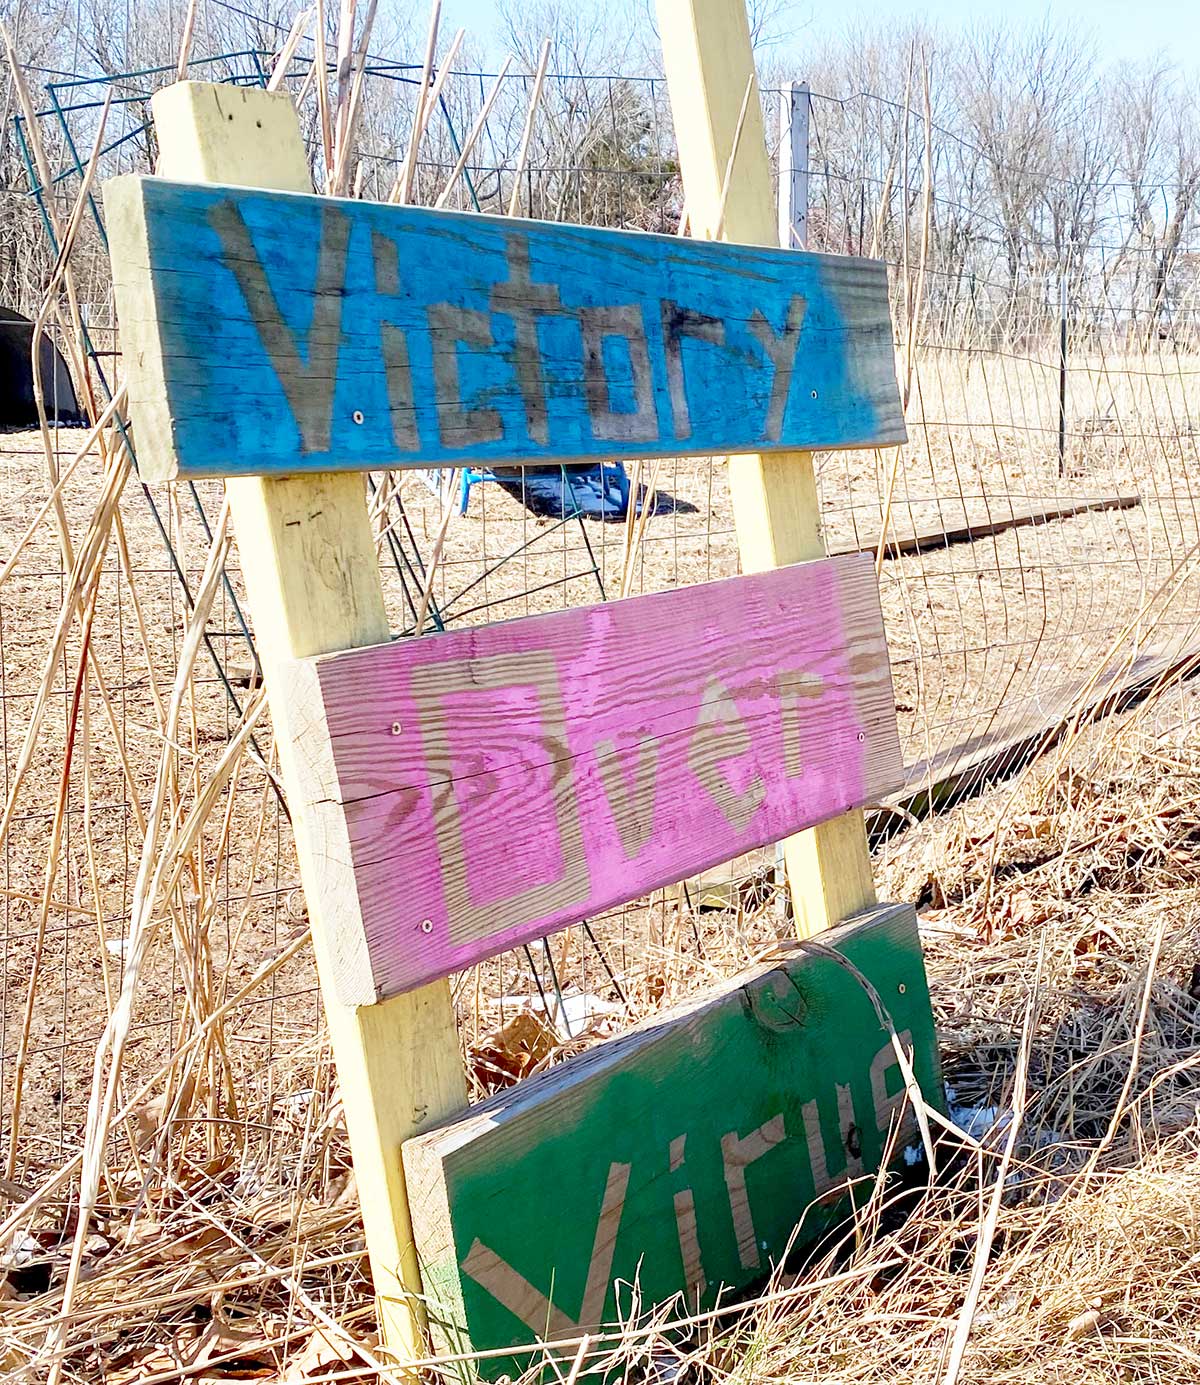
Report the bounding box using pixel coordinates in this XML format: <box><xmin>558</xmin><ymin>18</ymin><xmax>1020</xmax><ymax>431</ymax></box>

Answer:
<box><xmin>5</xmin><ymin>306</ymin><xmax>1200</xmax><ymax>1385</ymax></box>
<box><xmin>13</xmin><ymin>695</ymin><xmax>1200</xmax><ymax>1384</ymax></box>
<box><xmin>5</xmin><ymin>23</ymin><xmax>1200</xmax><ymax>1381</ymax></box>
<box><xmin>4</xmin><ymin>415</ymin><xmax>1200</xmax><ymax>1381</ymax></box>
<box><xmin>694</xmin><ymin>711</ymin><xmax>1200</xmax><ymax>1385</ymax></box>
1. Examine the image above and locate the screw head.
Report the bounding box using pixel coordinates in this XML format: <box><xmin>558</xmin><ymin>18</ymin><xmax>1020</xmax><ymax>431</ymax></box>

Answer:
<box><xmin>419</xmin><ymin>918</ymin><xmax>434</xmax><ymax>935</ymax></box>
<box><xmin>898</xmin><ymin>982</ymin><xmax>907</xmax><ymax>994</ymax></box>
<box><xmin>391</xmin><ymin>721</ymin><xmax>402</xmax><ymax>736</ymax></box>
<box><xmin>352</xmin><ymin>409</ymin><xmax>365</xmax><ymax>425</ymax></box>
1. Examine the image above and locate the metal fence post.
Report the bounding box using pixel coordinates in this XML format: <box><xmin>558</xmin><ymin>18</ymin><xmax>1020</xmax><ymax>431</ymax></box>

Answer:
<box><xmin>778</xmin><ymin>80</ymin><xmax>810</xmax><ymax>250</ymax></box>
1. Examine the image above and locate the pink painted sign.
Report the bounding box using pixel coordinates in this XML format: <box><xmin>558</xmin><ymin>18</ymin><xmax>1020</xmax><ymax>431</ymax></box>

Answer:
<box><xmin>284</xmin><ymin>554</ymin><xmax>902</xmax><ymax>1003</ymax></box>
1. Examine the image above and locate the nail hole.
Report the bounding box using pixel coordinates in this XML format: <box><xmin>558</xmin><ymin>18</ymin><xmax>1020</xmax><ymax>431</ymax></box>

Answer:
<box><xmin>419</xmin><ymin>919</ymin><xmax>434</xmax><ymax>934</ymax></box>
<box><xmin>390</xmin><ymin>721</ymin><xmax>402</xmax><ymax>736</ymax></box>
<box><xmin>352</xmin><ymin>410</ymin><xmax>365</xmax><ymax>425</ymax></box>
<box><xmin>256</xmin><ymin>120</ymin><xmax>262</xmax><ymax>128</ymax></box>
<box><xmin>810</xmin><ymin>389</ymin><xmax>818</xmax><ymax>399</ymax></box>
<box><xmin>898</xmin><ymin>983</ymin><xmax>907</xmax><ymax>994</ymax></box>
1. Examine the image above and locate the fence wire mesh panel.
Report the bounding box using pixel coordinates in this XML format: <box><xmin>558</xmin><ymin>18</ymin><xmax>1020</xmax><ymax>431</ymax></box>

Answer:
<box><xmin>4</xmin><ymin>10</ymin><xmax>1200</xmax><ymax>1374</ymax></box>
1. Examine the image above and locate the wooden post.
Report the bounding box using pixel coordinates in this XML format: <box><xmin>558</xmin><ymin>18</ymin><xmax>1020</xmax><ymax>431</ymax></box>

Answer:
<box><xmin>656</xmin><ymin>0</ymin><xmax>879</xmax><ymax>934</ymax></box>
<box><xmin>148</xmin><ymin>81</ymin><xmax>467</xmax><ymax>1363</ymax></box>
<box><xmin>778</xmin><ymin>80</ymin><xmax>809</xmax><ymax>251</ymax></box>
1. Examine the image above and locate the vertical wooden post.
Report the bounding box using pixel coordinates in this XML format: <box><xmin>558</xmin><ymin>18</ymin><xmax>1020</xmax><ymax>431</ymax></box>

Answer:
<box><xmin>778</xmin><ymin>80</ymin><xmax>809</xmax><ymax>251</ymax></box>
<box><xmin>656</xmin><ymin>0</ymin><xmax>878</xmax><ymax>934</ymax></box>
<box><xmin>149</xmin><ymin>81</ymin><xmax>467</xmax><ymax>1363</ymax></box>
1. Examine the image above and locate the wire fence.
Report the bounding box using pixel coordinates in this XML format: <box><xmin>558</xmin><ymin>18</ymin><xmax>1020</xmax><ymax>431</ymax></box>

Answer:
<box><xmin>4</xmin><ymin>20</ymin><xmax>1200</xmax><ymax>1365</ymax></box>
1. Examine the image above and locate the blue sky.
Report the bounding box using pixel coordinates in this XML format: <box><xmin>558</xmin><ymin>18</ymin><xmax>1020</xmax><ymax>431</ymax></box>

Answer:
<box><xmin>823</xmin><ymin>0</ymin><xmax>1186</xmax><ymax>61</ymax></box>
<box><xmin>439</xmin><ymin>0</ymin><xmax>1190</xmax><ymax>69</ymax></box>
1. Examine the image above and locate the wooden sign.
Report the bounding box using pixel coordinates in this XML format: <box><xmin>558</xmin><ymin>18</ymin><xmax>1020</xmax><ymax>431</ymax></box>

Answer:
<box><xmin>403</xmin><ymin>902</ymin><xmax>942</xmax><ymax>1378</ymax></box>
<box><xmin>283</xmin><ymin>553</ymin><xmax>902</xmax><ymax>1003</ymax></box>
<box><xmin>103</xmin><ymin>176</ymin><xmax>905</xmax><ymax>481</ymax></box>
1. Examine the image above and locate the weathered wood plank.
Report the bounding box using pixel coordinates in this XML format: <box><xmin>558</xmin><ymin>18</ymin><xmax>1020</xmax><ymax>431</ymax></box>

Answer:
<box><xmin>103</xmin><ymin>175</ymin><xmax>905</xmax><ymax>481</ymax></box>
<box><xmin>828</xmin><ymin>492</ymin><xmax>1141</xmax><ymax>561</ymax></box>
<box><xmin>873</xmin><ymin>638</ymin><xmax>1200</xmax><ymax>835</ymax></box>
<box><xmin>402</xmin><ymin>902</ymin><xmax>943</xmax><ymax>1378</ymax></box>
<box><xmin>283</xmin><ymin>553</ymin><xmax>902</xmax><ymax>1003</ymax></box>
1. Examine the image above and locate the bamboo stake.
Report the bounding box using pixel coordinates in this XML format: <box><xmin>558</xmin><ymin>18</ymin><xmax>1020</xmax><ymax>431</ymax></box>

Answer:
<box><xmin>392</xmin><ymin>24</ymin><xmax>466</xmax><ymax>202</ymax></box>
<box><xmin>332</xmin><ymin>0</ymin><xmax>358</xmax><ymax>150</ymax></box>
<box><xmin>175</xmin><ymin>0</ymin><xmax>199</xmax><ymax>81</ymax></box>
<box><xmin>267</xmin><ymin>7</ymin><xmax>316</xmax><ymax>92</ymax></box>
<box><xmin>331</xmin><ymin>0</ymin><xmax>380</xmax><ymax>196</ymax></box>
<box><xmin>433</xmin><ymin>57</ymin><xmax>513</xmax><ymax>209</ymax></box>
<box><xmin>392</xmin><ymin>0</ymin><xmax>442</xmax><ymax>204</ymax></box>
<box><xmin>506</xmin><ymin>38</ymin><xmax>552</xmax><ymax>218</ymax></box>
<box><xmin>313</xmin><ymin>0</ymin><xmax>334</xmax><ymax>190</ymax></box>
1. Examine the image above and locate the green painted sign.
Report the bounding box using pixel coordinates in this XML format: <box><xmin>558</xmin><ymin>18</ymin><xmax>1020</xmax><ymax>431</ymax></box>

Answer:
<box><xmin>403</xmin><ymin>903</ymin><xmax>943</xmax><ymax>1379</ymax></box>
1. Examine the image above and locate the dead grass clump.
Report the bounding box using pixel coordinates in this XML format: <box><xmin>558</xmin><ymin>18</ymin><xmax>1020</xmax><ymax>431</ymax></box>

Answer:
<box><xmin>687</xmin><ymin>1133</ymin><xmax>1200</xmax><ymax>1385</ymax></box>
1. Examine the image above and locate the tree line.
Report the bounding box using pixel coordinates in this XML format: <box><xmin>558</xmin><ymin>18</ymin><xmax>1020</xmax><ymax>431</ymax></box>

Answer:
<box><xmin>3</xmin><ymin>0</ymin><xmax>1198</xmax><ymax>353</ymax></box>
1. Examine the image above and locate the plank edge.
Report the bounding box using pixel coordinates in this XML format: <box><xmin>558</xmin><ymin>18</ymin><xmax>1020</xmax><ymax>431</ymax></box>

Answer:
<box><xmin>103</xmin><ymin>174</ymin><xmax>181</xmax><ymax>483</ymax></box>
<box><xmin>277</xmin><ymin>657</ymin><xmax>380</xmax><ymax>1006</ymax></box>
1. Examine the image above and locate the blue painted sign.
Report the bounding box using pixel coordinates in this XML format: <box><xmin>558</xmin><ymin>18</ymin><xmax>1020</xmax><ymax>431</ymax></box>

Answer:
<box><xmin>105</xmin><ymin>177</ymin><xmax>905</xmax><ymax>481</ymax></box>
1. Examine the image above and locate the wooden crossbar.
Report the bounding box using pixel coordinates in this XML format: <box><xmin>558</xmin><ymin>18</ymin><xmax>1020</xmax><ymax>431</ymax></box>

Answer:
<box><xmin>284</xmin><ymin>553</ymin><xmax>902</xmax><ymax>1003</ymax></box>
<box><xmin>104</xmin><ymin>175</ymin><xmax>904</xmax><ymax>481</ymax></box>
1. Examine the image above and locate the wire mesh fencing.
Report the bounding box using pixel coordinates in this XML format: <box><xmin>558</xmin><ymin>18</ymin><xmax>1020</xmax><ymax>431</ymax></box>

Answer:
<box><xmin>3</xmin><ymin>22</ymin><xmax>1200</xmax><ymax>1361</ymax></box>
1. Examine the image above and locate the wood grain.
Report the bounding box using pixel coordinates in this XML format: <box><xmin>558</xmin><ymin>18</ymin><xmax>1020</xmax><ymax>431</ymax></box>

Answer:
<box><xmin>103</xmin><ymin>175</ymin><xmax>905</xmax><ymax>481</ymax></box>
<box><xmin>402</xmin><ymin>902</ymin><xmax>943</xmax><ymax>1378</ymax></box>
<box><xmin>283</xmin><ymin>552</ymin><xmax>902</xmax><ymax>1004</ymax></box>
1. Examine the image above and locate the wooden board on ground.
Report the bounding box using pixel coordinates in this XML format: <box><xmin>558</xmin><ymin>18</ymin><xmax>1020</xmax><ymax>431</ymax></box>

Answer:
<box><xmin>103</xmin><ymin>175</ymin><xmax>905</xmax><ymax>481</ymax></box>
<box><xmin>874</xmin><ymin>640</ymin><xmax>1200</xmax><ymax>833</ymax></box>
<box><xmin>688</xmin><ymin>844</ymin><xmax>780</xmax><ymax>912</ymax></box>
<box><xmin>284</xmin><ymin>553</ymin><xmax>903</xmax><ymax>1003</ymax></box>
<box><xmin>828</xmin><ymin>492</ymin><xmax>1141</xmax><ymax>561</ymax></box>
<box><xmin>403</xmin><ymin>901</ymin><xmax>943</xmax><ymax>1379</ymax></box>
